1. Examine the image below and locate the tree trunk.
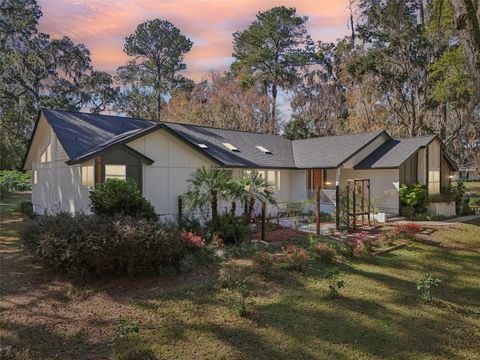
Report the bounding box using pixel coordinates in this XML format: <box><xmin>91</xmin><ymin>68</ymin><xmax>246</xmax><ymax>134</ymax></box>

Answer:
<box><xmin>349</xmin><ymin>0</ymin><xmax>356</xmax><ymax>48</ymax></box>
<box><xmin>270</xmin><ymin>83</ymin><xmax>277</xmax><ymax>134</ymax></box>
<box><xmin>211</xmin><ymin>191</ymin><xmax>218</xmax><ymax>225</ymax></box>
<box><xmin>450</xmin><ymin>0</ymin><xmax>480</xmax><ymax>128</ymax></box>
<box><xmin>247</xmin><ymin>195</ymin><xmax>255</xmax><ymax>223</ymax></box>
<box><xmin>157</xmin><ymin>92</ymin><xmax>162</xmax><ymax>121</ymax></box>
<box><xmin>230</xmin><ymin>200</ymin><xmax>236</xmax><ymax>216</ymax></box>
<box><xmin>419</xmin><ymin>0</ymin><xmax>425</xmax><ymax>28</ymax></box>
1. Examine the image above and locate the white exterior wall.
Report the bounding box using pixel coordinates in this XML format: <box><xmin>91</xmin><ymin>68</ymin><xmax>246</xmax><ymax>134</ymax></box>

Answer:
<box><xmin>28</xmin><ymin>116</ymin><xmax>91</xmax><ymax>214</ymax></box>
<box><xmin>288</xmin><ymin>170</ymin><xmax>307</xmax><ymax>201</ymax></box>
<box><xmin>127</xmin><ymin>129</ymin><xmax>216</xmax><ymax>216</ymax></box>
<box><xmin>340</xmin><ymin>168</ymin><xmax>400</xmax><ymax>214</ymax></box>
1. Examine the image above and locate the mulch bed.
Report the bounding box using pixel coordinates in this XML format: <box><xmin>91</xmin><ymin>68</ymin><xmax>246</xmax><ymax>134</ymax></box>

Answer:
<box><xmin>253</xmin><ymin>224</ymin><xmax>308</xmax><ymax>243</ymax></box>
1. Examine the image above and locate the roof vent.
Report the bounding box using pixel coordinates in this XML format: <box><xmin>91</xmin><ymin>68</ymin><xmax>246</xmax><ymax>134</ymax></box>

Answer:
<box><xmin>256</xmin><ymin>145</ymin><xmax>272</xmax><ymax>154</ymax></box>
<box><xmin>222</xmin><ymin>143</ymin><xmax>240</xmax><ymax>152</ymax></box>
<box><xmin>198</xmin><ymin>144</ymin><xmax>208</xmax><ymax>149</ymax></box>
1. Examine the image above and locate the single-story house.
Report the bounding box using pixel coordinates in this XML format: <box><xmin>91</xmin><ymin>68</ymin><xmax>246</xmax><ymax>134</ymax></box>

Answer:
<box><xmin>23</xmin><ymin>109</ymin><xmax>458</xmax><ymax>218</ymax></box>
<box><xmin>456</xmin><ymin>163</ymin><xmax>480</xmax><ymax>180</ymax></box>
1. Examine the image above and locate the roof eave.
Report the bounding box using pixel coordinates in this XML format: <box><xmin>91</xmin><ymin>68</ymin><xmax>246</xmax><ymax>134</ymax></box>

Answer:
<box><xmin>22</xmin><ymin>110</ymin><xmax>47</xmax><ymax>170</ymax></box>
<box><xmin>66</xmin><ymin>144</ymin><xmax>155</xmax><ymax>166</ymax></box>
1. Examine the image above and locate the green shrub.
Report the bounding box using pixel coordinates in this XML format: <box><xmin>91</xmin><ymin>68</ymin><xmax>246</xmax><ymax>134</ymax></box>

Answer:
<box><xmin>0</xmin><ymin>170</ymin><xmax>32</xmax><ymax>192</ymax></box>
<box><xmin>21</xmin><ymin>213</ymin><xmax>184</xmax><ymax>277</ymax></box>
<box><xmin>116</xmin><ymin>318</ymin><xmax>140</xmax><ymax>338</ymax></box>
<box><xmin>210</xmin><ymin>213</ymin><xmax>249</xmax><ymax>245</ymax></box>
<box><xmin>469</xmin><ymin>197</ymin><xmax>480</xmax><ymax>207</ymax></box>
<box><xmin>89</xmin><ymin>179</ymin><xmax>158</xmax><ymax>220</ymax></box>
<box><xmin>417</xmin><ymin>273</ymin><xmax>442</xmax><ymax>302</ymax></box>
<box><xmin>285</xmin><ymin>201</ymin><xmax>306</xmax><ymax>216</ymax></box>
<box><xmin>442</xmin><ymin>181</ymin><xmax>466</xmax><ymax>215</ymax></box>
<box><xmin>178</xmin><ymin>214</ymin><xmax>202</xmax><ymax>233</ymax></box>
<box><xmin>18</xmin><ymin>201</ymin><xmax>35</xmax><ymax>219</ymax></box>
<box><xmin>328</xmin><ymin>277</ymin><xmax>345</xmax><ymax>298</ymax></box>
<box><xmin>399</xmin><ymin>184</ymin><xmax>428</xmax><ymax>216</ymax></box>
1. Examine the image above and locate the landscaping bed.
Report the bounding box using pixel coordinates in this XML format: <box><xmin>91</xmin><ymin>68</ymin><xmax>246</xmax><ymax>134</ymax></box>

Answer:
<box><xmin>2</xmin><ymin>193</ymin><xmax>480</xmax><ymax>359</ymax></box>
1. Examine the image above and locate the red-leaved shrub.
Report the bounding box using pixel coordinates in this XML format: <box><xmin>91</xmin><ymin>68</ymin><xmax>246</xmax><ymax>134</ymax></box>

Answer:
<box><xmin>312</xmin><ymin>243</ymin><xmax>336</xmax><ymax>263</ymax></box>
<box><xmin>181</xmin><ymin>231</ymin><xmax>206</xmax><ymax>249</ymax></box>
<box><xmin>281</xmin><ymin>244</ymin><xmax>310</xmax><ymax>271</ymax></box>
<box><xmin>397</xmin><ymin>223</ymin><xmax>422</xmax><ymax>237</ymax></box>
<box><xmin>345</xmin><ymin>232</ymin><xmax>368</xmax><ymax>256</ymax></box>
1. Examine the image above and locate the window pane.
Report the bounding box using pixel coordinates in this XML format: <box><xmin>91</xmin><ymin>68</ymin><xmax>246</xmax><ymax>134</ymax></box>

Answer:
<box><xmin>40</xmin><ymin>143</ymin><xmax>51</xmax><ymax>163</ymax></box>
<box><xmin>81</xmin><ymin>165</ymin><xmax>94</xmax><ymax>187</ymax></box>
<box><xmin>105</xmin><ymin>165</ymin><xmax>126</xmax><ymax>180</ymax></box>
<box><xmin>46</xmin><ymin>143</ymin><xmax>51</xmax><ymax>162</ymax></box>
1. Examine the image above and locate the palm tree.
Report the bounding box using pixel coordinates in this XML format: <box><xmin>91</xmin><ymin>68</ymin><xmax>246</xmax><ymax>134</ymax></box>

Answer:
<box><xmin>235</xmin><ymin>172</ymin><xmax>276</xmax><ymax>222</ymax></box>
<box><xmin>184</xmin><ymin>167</ymin><xmax>232</xmax><ymax>224</ymax></box>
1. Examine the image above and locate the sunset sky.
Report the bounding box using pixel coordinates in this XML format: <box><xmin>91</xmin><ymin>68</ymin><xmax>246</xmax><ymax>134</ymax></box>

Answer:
<box><xmin>38</xmin><ymin>0</ymin><xmax>351</xmax><ymax>82</ymax></box>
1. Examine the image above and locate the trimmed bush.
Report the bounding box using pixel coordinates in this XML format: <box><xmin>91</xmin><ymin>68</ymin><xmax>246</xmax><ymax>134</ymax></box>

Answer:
<box><xmin>399</xmin><ymin>184</ymin><xmax>428</xmax><ymax>216</ymax></box>
<box><xmin>89</xmin><ymin>179</ymin><xmax>158</xmax><ymax>220</ymax></box>
<box><xmin>281</xmin><ymin>244</ymin><xmax>310</xmax><ymax>271</ymax></box>
<box><xmin>21</xmin><ymin>213</ymin><xmax>184</xmax><ymax>276</ymax></box>
<box><xmin>18</xmin><ymin>201</ymin><xmax>35</xmax><ymax>219</ymax></box>
<box><xmin>312</xmin><ymin>243</ymin><xmax>336</xmax><ymax>263</ymax></box>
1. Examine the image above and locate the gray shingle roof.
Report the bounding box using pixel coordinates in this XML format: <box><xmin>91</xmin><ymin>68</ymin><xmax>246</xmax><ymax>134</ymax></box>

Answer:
<box><xmin>163</xmin><ymin>123</ymin><xmax>296</xmax><ymax>168</ymax></box>
<box><xmin>355</xmin><ymin>136</ymin><xmax>436</xmax><ymax>169</ymax></box>
<box><xmin>292</xmin><ymin>131</ymin><xmax>386</xmax><ymax>168</ymax></box>
<box><xmin>41</xmin><ymin>109</ymin><xmax>157</xmax><ymax>160</ymax></box>
<box><xmin>36</xmin><ymin>109</ymin><xmax>447</xmax><ymax>170</ymax></box>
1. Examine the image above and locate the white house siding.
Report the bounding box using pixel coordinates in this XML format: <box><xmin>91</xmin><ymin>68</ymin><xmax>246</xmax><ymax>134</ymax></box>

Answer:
<box><xmin>288</xmin><ymin>170</ymin><xmax>307</xmax><ymax>202</ymax></box>
<box><xmin>127</xmin><ymin>129</ymin><xmax>216</xmax><ymax>216</ymax></box>
<box><xmin>428</xmin><ymin>139</ymin><xmax>441</xmax><ymax>194</ymax></box>
<box><xmin>28</xmin><ymin>116</ymin><xmax>90</xmax><ymax>214</ymax></box>
<box><xmin>340</xmin><ymin>168</ymin><xmax>400</xmax><ymax>214</ymax></box>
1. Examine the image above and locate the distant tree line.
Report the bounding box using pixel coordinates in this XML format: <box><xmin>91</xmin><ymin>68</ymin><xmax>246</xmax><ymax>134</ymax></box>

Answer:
<box><xmin>1</xmin><ymin>0</ymin><xmax>479</xmax><ymax>170</ymax></box>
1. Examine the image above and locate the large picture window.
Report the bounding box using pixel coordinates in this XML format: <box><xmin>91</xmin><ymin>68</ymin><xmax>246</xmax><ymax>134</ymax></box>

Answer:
<box><xmin>81</xmin><ymin>163</ymin><xmax>94</xmax><ymax>187</ymax></box>
<box><xmin>105</xmin><ymin>165</ymin><xmax>126</xmax><ymax>180</ymax></box>
<box><xmin>40</xmin><ymin>143</ymin><xmax>51</xmax><ymax>163</ymax></box>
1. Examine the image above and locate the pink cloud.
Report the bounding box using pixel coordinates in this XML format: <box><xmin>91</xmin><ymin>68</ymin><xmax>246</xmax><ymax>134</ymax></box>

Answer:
<box><xmin>38</xmin><ymin>0</ymin><xmax>350</xmax><ymax>81</ymax></box>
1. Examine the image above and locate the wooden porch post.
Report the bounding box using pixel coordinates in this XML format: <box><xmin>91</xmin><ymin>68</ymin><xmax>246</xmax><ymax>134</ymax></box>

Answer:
<box><xmin>335</xmin><ymin>168</ymin><xmax>341</xmax><ymax>231</ymax></box>
<box><xmin>178</xmin><ymin>195</ymin><xmax>183</xmax><ymax>222</ymax></box>
<box><xmin>316</xmin><ymin>185</ymin><xmax>321</xmax><ymax>235</ymax></box>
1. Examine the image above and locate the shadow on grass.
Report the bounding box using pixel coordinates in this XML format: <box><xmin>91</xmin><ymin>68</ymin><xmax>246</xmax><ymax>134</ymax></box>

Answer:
<box><xmin>0</xmin><ymin>320</ymin><xmax>109</xmax><ymax>359</ymax></box>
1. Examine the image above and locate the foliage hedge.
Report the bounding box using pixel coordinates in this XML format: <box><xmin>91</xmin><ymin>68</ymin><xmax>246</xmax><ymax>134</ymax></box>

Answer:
<box><xmin>89</xmin><ymin>179</ymin><xmax>158</xmax><ymax>220</ymax></box>
<box><xmin>0</xmin><ymin>170</ymin><xmax>31</xmax><ymax>198</ymax></box>
<box><xmin>399</xmin><ymin>184</ymin><xmax>428</xmax><ymax>217</ymax></box>
<box><xmin>21</xmin><ymin>213</ymin><xmax>184</xmax><ymax>277</ymax></box>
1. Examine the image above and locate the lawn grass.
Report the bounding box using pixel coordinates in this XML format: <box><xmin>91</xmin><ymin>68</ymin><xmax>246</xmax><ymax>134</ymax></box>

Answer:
<box><xmin>463</xmin><ymin>181</ymin><xmax>480</xmax><ymax>196</ymax></box>
<box><xmin>1</xmin><ymin>194</ymin><xmax>479</xmax><ymax>359</ymax></box>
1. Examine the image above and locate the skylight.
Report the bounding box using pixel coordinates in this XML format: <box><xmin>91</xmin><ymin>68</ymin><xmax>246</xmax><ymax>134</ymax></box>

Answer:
<box><xmin>256</xmin><ymin>145</ymin><xmax>272</xmax><ymax>154</ymax></box>
<box><xmin>197</xmin><ymin>144</ymin><xmax>208</xmax><ymax>149</ymax></box>
<box><xmin>222</xmin><ymin>143</ymin><xmax>239</xmax><ymax>152</ymax></box>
